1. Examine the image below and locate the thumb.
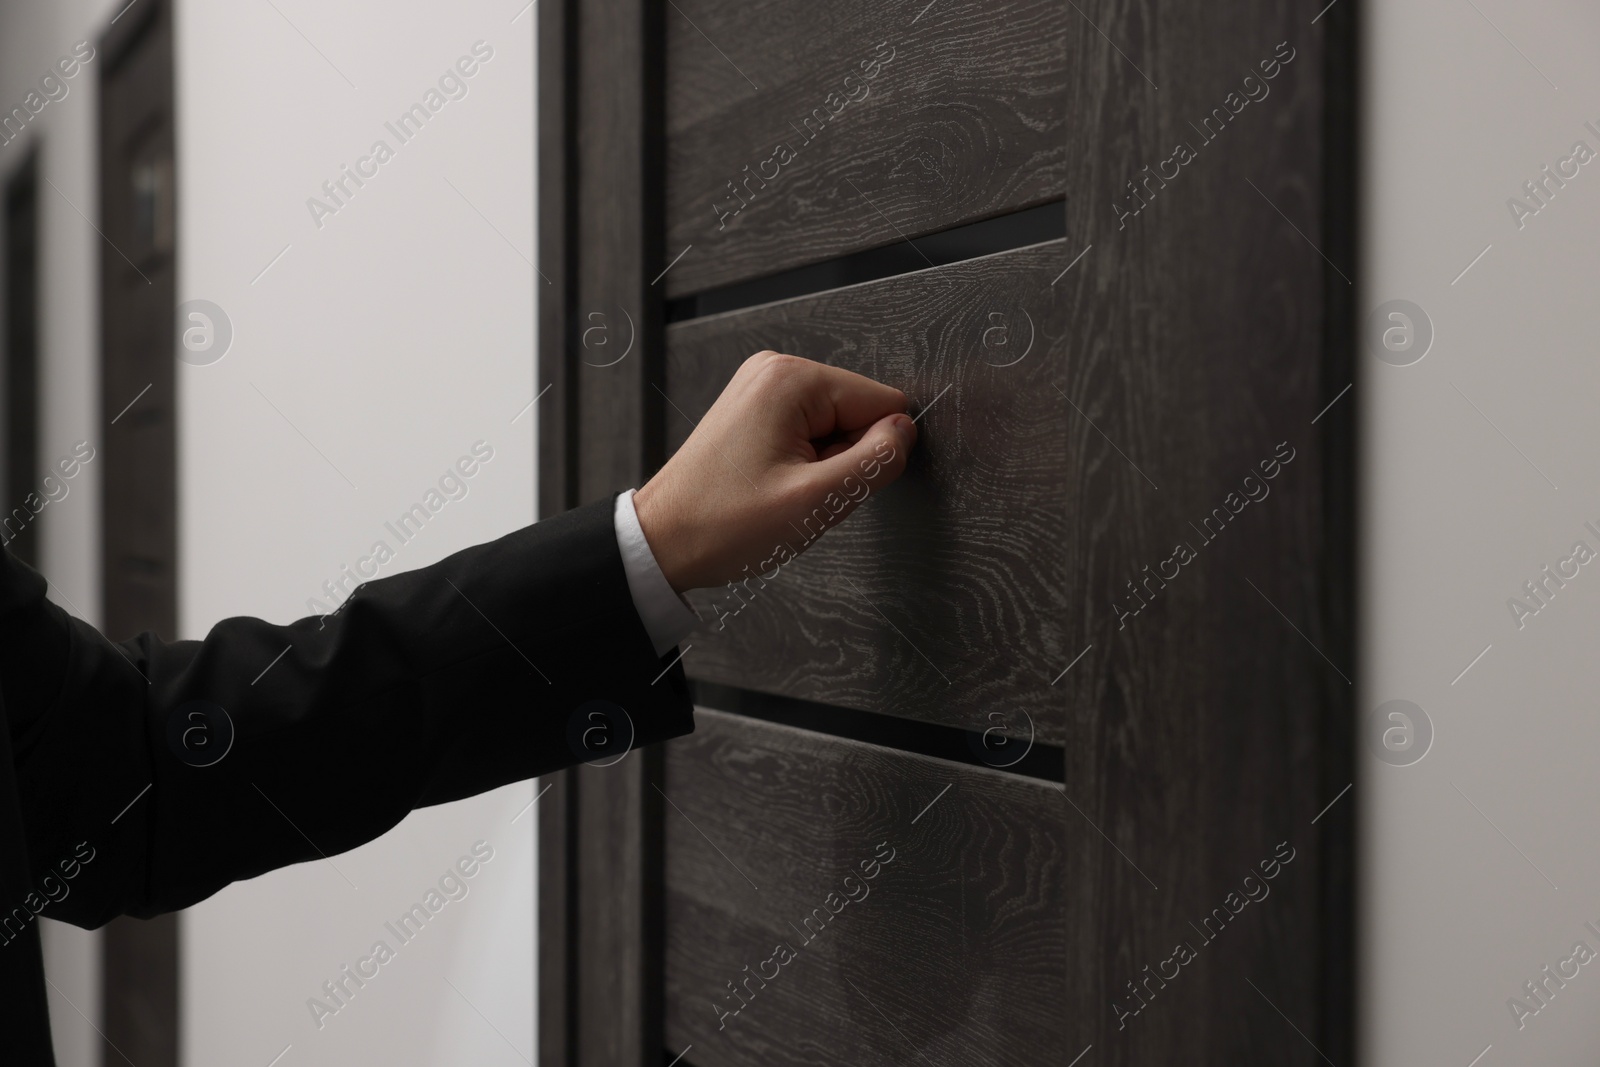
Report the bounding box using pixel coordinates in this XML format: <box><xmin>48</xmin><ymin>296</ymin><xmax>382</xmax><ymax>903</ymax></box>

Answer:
<box><xmin>803</xmin><ymin>412</ymin><xmax>917</xmax><ymax>507</ymax></box>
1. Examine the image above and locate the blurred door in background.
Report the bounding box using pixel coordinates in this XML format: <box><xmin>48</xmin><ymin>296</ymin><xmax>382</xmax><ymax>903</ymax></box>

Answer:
<box><xmin>3</xmin><ymin>150</ymin><xmax>39</xmax><ymax>567</ymax></box>
<box><xmin>97</xmin><ymin>0</ymin><xmax>178</xmax><ymax>1063</ymax></box>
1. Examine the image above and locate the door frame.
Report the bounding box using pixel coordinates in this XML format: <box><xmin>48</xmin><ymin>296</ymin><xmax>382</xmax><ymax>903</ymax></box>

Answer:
<box><xmin>536</xmin><ymin>0</ymin><xmax>668</xmax><ymax>1064</ymax></box>
<box><xmin>97</xmin><ymin>1</ymin><xmax>180</xmax><ymax>1063</ymax></box>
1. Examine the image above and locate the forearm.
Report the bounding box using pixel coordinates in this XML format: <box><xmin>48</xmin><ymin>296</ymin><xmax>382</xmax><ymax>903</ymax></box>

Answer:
<box><xmin>7</xmin><ymin>497</ymin><xmax>692</xmax><ymax>926</ymax></box>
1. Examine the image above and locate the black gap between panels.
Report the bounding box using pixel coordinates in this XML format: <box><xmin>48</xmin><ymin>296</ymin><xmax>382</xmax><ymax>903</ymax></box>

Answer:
<box><xmin>664</xmin><ymin>200</ymin><xmax>1066</xmax><ymax>323</ymax></box>
<box><xmin>689</xmin><ymin>680</ymin><xmax>1065</xmax><ymax>783</ymax></box>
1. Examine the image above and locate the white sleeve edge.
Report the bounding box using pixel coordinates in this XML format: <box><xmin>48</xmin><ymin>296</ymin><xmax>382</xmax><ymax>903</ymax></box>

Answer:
<box><xmin>613</xmin><ymin>489</ymin><xmax>700</xmax><ymax>658</ymax></box>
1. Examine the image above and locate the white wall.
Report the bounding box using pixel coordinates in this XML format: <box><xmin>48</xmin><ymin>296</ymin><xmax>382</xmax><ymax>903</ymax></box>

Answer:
<box><xmin>1361</xmin><ymin>2</ymin><xmax>1600</xmax><ymax>1064</ymax></box>
<box><xmin>172</xmin><ymin>0</ymin><xmax>536</xmax><ymax>1063</ymax></box>
<box><xmin>4</xmin><ymin>0</ymin><xmax>538</xmax><ymax>1061</ymax></box>
<box><xmin>1</xmin><ymin>0</ymin><xmax>123</xmax><ymax>1060</ymax></box>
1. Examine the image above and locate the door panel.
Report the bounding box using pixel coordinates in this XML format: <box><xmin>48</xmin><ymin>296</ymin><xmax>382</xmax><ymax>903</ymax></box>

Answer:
<box><xmin>662</xmin><ymin>709</ymin><xmax>1066</xmax><ymax>1067</ymax></box>
<box><xmin>666</xmin><ymin>242</ymin><xmax>1070</xmax><ymax>738</ymax></box>
<box><xmin>663</xmin><ymin>0</ymin><xmax>1068</xmax><ymax>295</ymax></box>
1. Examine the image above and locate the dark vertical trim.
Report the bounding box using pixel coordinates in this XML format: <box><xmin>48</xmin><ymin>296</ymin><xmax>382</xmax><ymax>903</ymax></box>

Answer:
<box><xmin>634</xmin><ymin>6</ymin><xmax>669</xmax><ymax>1062</ymax></box>
<box><xmin>536</xmin><ymin>772</ymin><xmax>573</xmax><ymax>1067</ymax></box>
<box><xmin>537</xmin><ymin>0</ymin><xmax>573</xmax><ymax>524</ymax></box>
<box><xmin>3</xmin><ymin>151</ymin><xmax>41</xmax><ymax>568</ymax></box>
<box><xmin>101</xmin><ymin>914</ymin><xmax>179</xmax><ymax>1067</ymax></box>
<box><xmin>537</xmin><ymin>0</ymin><xmax>666</xmax><ymax>1061</ymax></box>
<box><xmin>98</xmin><ymin>1</ymin><xmax>179</xmax><ymax>1064</ymax></box>
<box><xmin>536</xmin><ymin>0</ymin><xmax>574</xmax><ymax>1062</ymax></box>
<box><xmin>569</xmin><ymin>0</ymin><xmax>663</xmax><ymax>1057</ymax></box>
<box><xmin>1318</xmin><ymin>0</ymin><xmax>1361</xmax><ymax>1062</ymax></box>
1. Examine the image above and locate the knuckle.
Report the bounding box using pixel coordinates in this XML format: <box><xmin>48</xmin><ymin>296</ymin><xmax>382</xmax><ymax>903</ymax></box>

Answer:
<box><xmin>736</xmin><ymin>350</ymin><xmax>778</xmax><ymax>382</ymax></box>
<box><xmin>749</xmin><ymin>351</ymin><xmax>806</xmax><ymax>388</ymax></box>
<box><xmin>744</xmin><ymin>349</ymin><xmax>791</xmax><ymax>372</ymax></box>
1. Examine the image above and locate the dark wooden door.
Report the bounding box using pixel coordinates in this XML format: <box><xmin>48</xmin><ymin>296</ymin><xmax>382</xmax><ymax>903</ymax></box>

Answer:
<box><xmin>98</xmin><ymin>1</ymin><xmax>179</xmax><ymax>1063</ymax></box>
<box><xmin>538</xmin><ymin>1</ymin><xmax>1357</xmax><ymax>1064</ymax></box>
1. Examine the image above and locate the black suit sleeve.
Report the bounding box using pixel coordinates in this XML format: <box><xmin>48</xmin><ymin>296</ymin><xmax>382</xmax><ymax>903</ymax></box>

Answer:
<box><xmin>1</xmin><ymin>497</ymin><xmax>694</xmax><ymax>926</ymax></box>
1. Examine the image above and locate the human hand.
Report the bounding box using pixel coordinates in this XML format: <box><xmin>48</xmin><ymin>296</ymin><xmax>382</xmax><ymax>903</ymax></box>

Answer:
<box><xmin>633</xmin><ymin>351</ymin><xmax>918</xmax><ymax>592</ymax></box>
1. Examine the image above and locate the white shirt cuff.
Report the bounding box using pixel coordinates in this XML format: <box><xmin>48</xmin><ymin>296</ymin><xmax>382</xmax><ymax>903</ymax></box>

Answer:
<box><xmin>614</xmin><ymin>489</ymin><xmax>700</xmax><ymax>658</ymax></box>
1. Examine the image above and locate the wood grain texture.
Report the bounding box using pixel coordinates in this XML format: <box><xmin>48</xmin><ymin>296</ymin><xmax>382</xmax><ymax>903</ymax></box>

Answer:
<box><xmin>1047</xmin><ymin>3</ymin><xmax>1337</xmax><ymax>1064</ymax></box>
<box><xmin>662</xmin><ymin>709</ymin><xmax>1067</xmax><ymax>1067</ymax></box>
<box><xmin>572</xmin><ymin>1</ymin><xmax>665</xmax><ymax>1057</ymax></box>
<box><xmin>661</xmin><ymin>0</ymin><xmax>1067</xmax><ymax>296</ymax></box>
<box><xmin>574</xmin><ymin>749</ymin><xmax>664</xmax><ymax>1067</ymax></box>
<box><xmin>575</xmin><ymin>0</ymin><xmax>663</xmax><ymax>504</ymax></box>
<box><xmin>666</xmin><ymin>241</ymin><xmax>1072</xmax><ymax>742</ymax></box>
<box><xmin>665</xmin><ymin>3</ymin><xmax>1345</xmax><ymax>1062</ymax></box>
<box><xmin>542</xmin><ymin>0</ymin><xmax>1350</xmax><ymax>1061</ymax></box>
<box><xmin>540</xmin><ymin>0</ymin><xmax>670</xmax><ymax>1064</ymax></box>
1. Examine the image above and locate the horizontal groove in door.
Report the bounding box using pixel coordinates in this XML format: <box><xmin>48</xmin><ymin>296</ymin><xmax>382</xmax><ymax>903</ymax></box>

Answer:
<box><xmin>665</xmin><ymin>201</ymin><xmax>1064</xmax><ymax>323</ymax></box>
<box><xmin>690</xmin><ymin>680</ymin><xmax>1064</xmax><ymax>783</ymax></box>
<box><xmin>662</xmin><ymin>0</ymin><xmax>1067</xmax><ymax>297</ymax></box>
<box><xmin>667</xmin><ymin>239</ymin><xmax>1074</xmax><ymax>741</ymax></box>
<box><xmin>663</xmin><ymin>709</ymin><xmax>1068</xmax><ymax>1067</ymax></box>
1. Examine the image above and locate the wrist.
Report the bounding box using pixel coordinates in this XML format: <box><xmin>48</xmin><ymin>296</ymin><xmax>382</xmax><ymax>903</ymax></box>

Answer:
<box><xmin>631</xmin><ymin>480</ymin><xmax>695</xmax><ymax>593</ymax></box>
